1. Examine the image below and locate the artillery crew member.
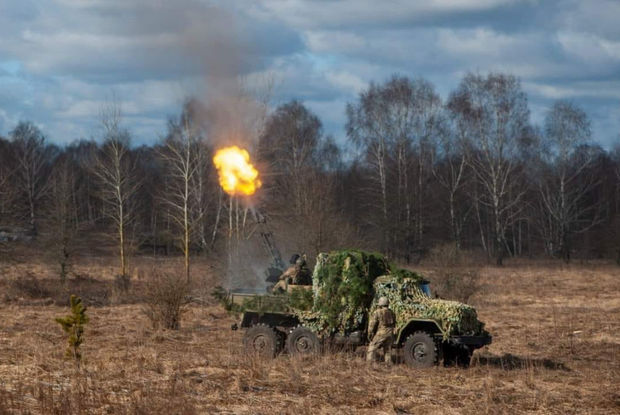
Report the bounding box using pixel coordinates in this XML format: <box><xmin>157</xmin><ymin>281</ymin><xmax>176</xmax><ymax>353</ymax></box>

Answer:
<box><xmin>366</xmin><ymin>296</ymin><xmax>395</xmax><ymax>363</ymax></box>
<box><xmin>272</xmin><ymin>254</ymin><xmax>311</xmax><ymax>292</ymax></box>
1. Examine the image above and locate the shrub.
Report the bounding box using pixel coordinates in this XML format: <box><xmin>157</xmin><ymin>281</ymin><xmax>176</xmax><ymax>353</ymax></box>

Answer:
<box><xmin>426</xmin><ymin>243</ymin><xmax>464</xmax><ymax>268</ymax></box>
<box><xmin>114</xmin><ymin>273</ymin><xmax>131</xmax><ymax>292</ymax></box>
<box><xmin>426</xmin><ymin>243</ymin><xmax>481</xmax><ymax>304</ymax></box>
<box><xmin>143</xmin><ymin>272</ymin><xmax>189</xmax><ymax>330</ymax></box>
<box><xmin>431</xmin><ymin>268</ymin><xmax>481</xmax><ymax>304</ymax></box>
<box><xmin>8</xmin><ymin>272</ymin><xmax>51</xmax><ymax>299</ymax></box>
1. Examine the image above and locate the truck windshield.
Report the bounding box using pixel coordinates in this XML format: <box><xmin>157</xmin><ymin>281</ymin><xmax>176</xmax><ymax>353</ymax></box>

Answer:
<box><xmin>419</xmin><ymin>283</ymin><xmax>431</xmax><ymax>297</ymax></box>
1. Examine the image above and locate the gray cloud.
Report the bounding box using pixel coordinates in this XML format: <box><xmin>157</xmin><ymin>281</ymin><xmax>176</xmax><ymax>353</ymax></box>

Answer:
<box><xmin>0</xmin><ymin>0</ymin><xmax>303</xmax><ymax>83</ymax></box>
<box><xmin>0</xmin><ymin>0</ymin><xmax>618</xmax><ymax>148</ymax></box>
<box><xmin>248</xmin><ymin>0</ymin><xmax>523</xmax><ymax>29</ymax></box>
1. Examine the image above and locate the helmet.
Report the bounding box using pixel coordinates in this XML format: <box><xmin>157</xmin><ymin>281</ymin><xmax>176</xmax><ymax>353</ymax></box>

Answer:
<box><xmin>289</xmin><ymin>254</ymin><xmax>300</xmax><ymax>264</ymax></box>
<box><xmin>377</xmin><ymin>297</ymin><xmax>389</xmax><ymax>307</ymax></box>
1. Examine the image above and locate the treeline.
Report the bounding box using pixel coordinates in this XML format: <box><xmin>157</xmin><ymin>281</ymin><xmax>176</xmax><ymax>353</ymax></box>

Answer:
<box><xmin>1</xmin><ymin>72</ymin><xmax>619</xmax><ymax>276</ymax></box>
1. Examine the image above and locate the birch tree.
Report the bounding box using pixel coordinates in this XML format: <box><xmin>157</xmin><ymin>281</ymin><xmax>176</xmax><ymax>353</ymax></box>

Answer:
<box><xmin>538</xmin><ymin>101</ymin><xmax>597</xmax><ymax>262</ymax></box>
<box><xmin>10</xmin><ymin>121</ymin><xmax>52</xmax><ymax>234</ymax></box>
<box><xmin>346</xmin><ymin>75</ymin><xmax>442</xmax><ymax>258</ymax></box>
<box><xmin>431</xmin><ymin>117</ymin><xmax>469</xmax><ymax>249</ymax></box>
<box><xmin>92</xmin><ymin>103</ymin><xmax>139</xmax><ymax>277</ymax></box>
<box><xmin>159</xmin><ymin>109</ymin><xmax>204</xmax><ymax>283</ymax></box>
<box><xmin>346</xmin><ymin>83</ymin><xmax>391</xmax><ymax>250</ymax></box>
<box><xmin>447</xmin><ymin>73</ymin><xmax>530</xmax><ymax>265</ymax></box>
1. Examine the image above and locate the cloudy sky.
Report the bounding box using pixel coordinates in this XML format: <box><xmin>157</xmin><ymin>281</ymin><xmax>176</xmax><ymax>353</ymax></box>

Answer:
<box><xmin>1</xmin><ymin>0</ymin><xmax>619</xmax><ymax>148</ymax></box>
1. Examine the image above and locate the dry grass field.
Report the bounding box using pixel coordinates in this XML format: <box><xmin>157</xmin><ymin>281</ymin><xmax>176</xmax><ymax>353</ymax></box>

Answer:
<box><xmin>0</xmin><ymin>256</ymin><xmax>618</xmax><ymax>414</ymax></box>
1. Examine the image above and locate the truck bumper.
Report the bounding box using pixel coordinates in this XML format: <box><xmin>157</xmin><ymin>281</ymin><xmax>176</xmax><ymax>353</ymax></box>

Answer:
<box><xmin>446</xmin><ymin>334</ymin><xmax>492</xmax><ymax>349</ymax></box>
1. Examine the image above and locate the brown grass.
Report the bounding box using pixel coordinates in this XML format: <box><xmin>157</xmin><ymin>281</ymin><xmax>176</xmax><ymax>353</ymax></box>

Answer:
<box><xmin>0</xmin><ymin>256</ymin><xmax>618</xmax><ymax>414</ymax></box>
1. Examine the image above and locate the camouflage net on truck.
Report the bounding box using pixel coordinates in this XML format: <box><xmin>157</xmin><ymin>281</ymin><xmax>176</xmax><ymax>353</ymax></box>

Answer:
<box><xmin>299</xmin><ymin>251</ymin><xmax>483</xmax><ymax>337</ymax></box>
<box><xmin>215</xmin><ymin>249</ymin><xmax>484</xmax><ymax>339</ymax></box>
<box><xmin>373</xmin><ymin>282</ymin><xmax>483</xmax><ymax>338</ymax></box>
<box><xmin>296</xmin><ymin>250</ymin><xmax>390</xmax><ymax>334</ymax></box>
<box><xmin>212</xmin><ymin>285</ymin><xmax>312</xmax><ymax>314</ymax></box>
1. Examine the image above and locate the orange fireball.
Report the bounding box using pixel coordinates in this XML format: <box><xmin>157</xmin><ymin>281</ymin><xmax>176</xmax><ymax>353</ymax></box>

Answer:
<box><xmin>213</xmin><ymin>145</ymin><xmax>262</xmax><ymax>196</ymax></box>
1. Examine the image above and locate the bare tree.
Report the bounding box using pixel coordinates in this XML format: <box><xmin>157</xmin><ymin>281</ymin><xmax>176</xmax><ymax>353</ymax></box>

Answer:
<box><xmin>346</xmin><ymin>83</ymin><xmax>390</xmax><ymax>248</ymax></box>
<box><xmin>259</xmin><ymin>100</ymin><xmax>322</xmax><ymax>216</ymax></box>
<box><xmin>448</xmin><ymin>73</ymin><xmax>531</xmax><ymax>265</ymax></box>
<box><xmin>346</xmin><ymin>75</ymin><xmax>443</xmax><ymax>258</ymax></box>
<box><xmin>0</xmin><ymin>169</ymin><xmax>11</xmax><ymax>214</ymax></box>
<box><xmin>260</xmin><ymin>101</ymin><xmax>350</xmax><ymax>254</ymax></box>
<box><xmin>191</xmin><ymin>140</ymin><xmax>213</xmax><ymax>252</ymax></box>
<box><xmin>538</xmin><ymin>101</ymin><xmax>598</xmax><ymax>262</ymax></box>
<box><xmin>92</xmin><ymin>102</ymin><xmax>140</xmax><ymax>277</ymax></box>
<box><xmin>10</xmin><ymin>121</ymin><xmax>52</xmax><ymax>233</ymax></box>
<box><xmin>159</xmin><ymin>108</ymin><xmax>205</xmax><ymax>283</ymax></box>
<box><xmin>0</xmin><ymin>137</ymin><xmax>15</xmax><ymax>262</ymax></box>
<box><xmin>431</xmin><ymin>117</ymin><xmax>469</xmax><ymax>249</ymax></box>
<box><xmin>47</xmin><ymin>156</ymin><xmax>79</xmax><ymax>281</ymax></box>
<box><xmin>0</xmin><ymin>142</ymin><xmax>16</xmax><ymax>223</ymax></box>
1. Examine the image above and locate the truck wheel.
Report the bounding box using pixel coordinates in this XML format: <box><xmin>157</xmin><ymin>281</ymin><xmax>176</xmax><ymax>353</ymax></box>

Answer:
<box><xmin>286</xmin><ymin>326</ymin><xmax>320</xmax><ymax>356</ymax></box>
<box><xmin>402</xmin><ymin>331</ymin><xmax>438</xmax><ymax>368</ymax></box>
<box><xmin>243</xmin><ymin>324</ymin><xmax>280</xmax><ymax>358</ymax></box>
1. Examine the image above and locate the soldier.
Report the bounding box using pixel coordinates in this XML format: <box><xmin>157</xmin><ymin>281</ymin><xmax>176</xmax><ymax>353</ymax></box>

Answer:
<box><xmin>272</xmin><ymin>254</ymin><xmax>310</xmax><ymax>292</ymax></box>
<box><xmin>292</xmin><ymin>254</ymin><xmax>311</xmax><ymax>285</ymax></box>
<box><xmin>366</xmin><ymin>297</ymin><xmax>395</xmax><ymax>363</ymax></box>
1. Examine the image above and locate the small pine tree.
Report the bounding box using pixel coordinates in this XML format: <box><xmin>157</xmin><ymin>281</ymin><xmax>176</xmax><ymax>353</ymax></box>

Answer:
<box><xmin>55</xmin><ymin>295</ymin><xmax>89</xmax><ymax>366</ymax></box>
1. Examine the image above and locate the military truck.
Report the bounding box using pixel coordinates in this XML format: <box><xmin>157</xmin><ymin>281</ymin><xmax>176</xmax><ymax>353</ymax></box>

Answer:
<box><xmin>224</xmin><ymin>250</ymin><xmax>491</xmax><ymax>368</ymax></box>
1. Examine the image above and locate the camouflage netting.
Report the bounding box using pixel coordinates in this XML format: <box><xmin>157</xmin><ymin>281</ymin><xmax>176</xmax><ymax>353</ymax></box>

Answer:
<box><xmin>296</xmin><ymin>250</ymin><xmax>390</xmax><ymax>334</ymax></box>
<box><xmin>287</xmin><ymin>287</ymin><xmax>314</xmax><ymax>310</ymax></box>
<box><xmin>297</xmin><ymin>250</ymin><xmax>483</xmax><ymax>338</ymax></box>
<box><xmin>212</xmin><ymin>286</ymin><xmax>311</xmax><ymax>314</ymax></box>
<box><xmin>373</xmin><ymin>282</ymin><xmax>482</xmax><ymax>338</ymax></box>
<box><xmin>389</xmin><ymin>268</ymin><xmax>425</xmax><ymax>283</ymax></box>
<box><xmin>215</xmin><ymin>249</ymin><xmax>485</xmax><ymax>339</ymax></box>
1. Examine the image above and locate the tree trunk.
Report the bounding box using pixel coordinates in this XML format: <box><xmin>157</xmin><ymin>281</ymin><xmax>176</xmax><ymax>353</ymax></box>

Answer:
<box><xmin>119</xmin><ymin>211</ymin><xmax>126</xmax><ymax>277</ymax></box>
<box><xmin>210</xmin><ymin>188</ymin><xmax>223</xmax><ymax>249</ymax></box>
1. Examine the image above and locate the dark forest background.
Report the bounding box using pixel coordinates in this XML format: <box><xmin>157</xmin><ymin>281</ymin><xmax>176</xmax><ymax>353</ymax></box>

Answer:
<box><xmin>1</xmin><ymin>72</ymin><xmax>619</xmax><ymax>278</ymax></box>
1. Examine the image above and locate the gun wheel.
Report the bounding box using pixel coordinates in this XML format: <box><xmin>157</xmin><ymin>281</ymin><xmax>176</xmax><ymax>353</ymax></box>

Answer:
<box><xmin>402</xmin><ymin>331</ymin><xmax>438</xmax><ymax>368</ymax></box>
<box><xmin>243</xmin><ymin>324</ymin><xmax>280</xmax><ymax>358</ymax></box>
<box><xmin>286</xmin><ymin>326</ymin><xmax>320</xmax><ymax>356</ymax></box>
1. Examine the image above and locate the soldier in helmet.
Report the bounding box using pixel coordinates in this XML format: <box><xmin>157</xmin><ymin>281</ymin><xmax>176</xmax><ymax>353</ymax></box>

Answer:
<box><xmin>292</xmin><ymin>254</ymin><xmax>311</xmax><ymax>285</ymax></box>
<box><xmin>272</xmin><ymin>253</ymin><xmax>311</xmax><ymax>293</ymax></box>
<box><xmin>366</xmin><ymin>296</ymin><xmax>396</xmax><ymax>363</ymax></box>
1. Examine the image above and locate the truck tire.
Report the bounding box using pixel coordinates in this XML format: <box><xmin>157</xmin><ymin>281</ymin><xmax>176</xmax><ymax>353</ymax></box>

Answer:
<box><xmin>243</xmin><ymin>324</ymin><xmax>280</xmax><ymax>358</ymax></box>
<box><xmin>286</xmin><ymin>326</ymin><xmax>320</xmax><ymax>356</ymax></box>
<box><xmin>402</xmin><ymin>331</ymin><xmax>438</xmax><ymax>368</ymax></box>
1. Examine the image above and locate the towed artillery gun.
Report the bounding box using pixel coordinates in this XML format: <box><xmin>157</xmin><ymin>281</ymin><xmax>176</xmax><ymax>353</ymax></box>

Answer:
<box><xmin>222</xmin><ymin>250</ymin><xmax>491</xmax><ymax>368</ymax></box>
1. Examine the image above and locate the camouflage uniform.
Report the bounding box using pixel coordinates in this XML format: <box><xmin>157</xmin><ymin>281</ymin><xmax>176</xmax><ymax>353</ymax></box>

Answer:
<box><xmin>366</xmin><ymin>304</ymin><xmax>395</xmax><ymax>363</ymax></box>
<box><xmin>292</xmin><ymin>256</ymin><xmax>311</xmax><ymax>285</ymax></box>
<box><xmin>272</xmin><ymin>256</ymin><xmax>310</xmax><ymax>292</ymax></box>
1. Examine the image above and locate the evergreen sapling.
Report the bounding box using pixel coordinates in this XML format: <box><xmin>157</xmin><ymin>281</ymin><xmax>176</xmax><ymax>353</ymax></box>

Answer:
<box><xmin>55</xmin><ymin>295</ymin><xmax>89</xmax><ymax>365</ymax></box>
